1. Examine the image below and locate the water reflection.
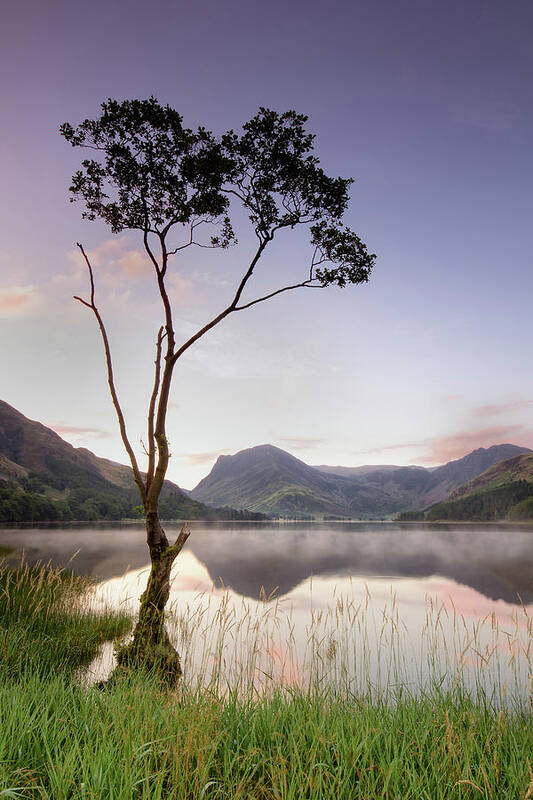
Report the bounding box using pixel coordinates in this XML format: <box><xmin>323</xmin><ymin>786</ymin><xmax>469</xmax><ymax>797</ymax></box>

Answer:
<box><xmin>86</xmin><ymin>553</ymin><xmax>533</xmax><ymax>700</ymax></box>
<box><xmin>2</xmin><ymin>522</ymin><xmax>533</xmax><ymax>699</ymax></box>
<box><xmin>188</xmin><ymin>524</ymin><xmax>533</xmax><ymax>604</ymax></box>
<box><xmin>2</xmin><ymin>521</ymin><xmax>532</xmax><ymax>604</ymax></box>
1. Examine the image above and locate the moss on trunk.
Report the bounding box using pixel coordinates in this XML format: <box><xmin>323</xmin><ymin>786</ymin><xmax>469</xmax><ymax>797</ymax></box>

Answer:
<box><xmin>116</xmin><ymin>519</ymin><xmax>190</xmax><ymax>685</ymax></box>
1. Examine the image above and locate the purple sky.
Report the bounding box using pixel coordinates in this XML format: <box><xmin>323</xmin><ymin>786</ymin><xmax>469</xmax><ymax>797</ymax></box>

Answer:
<box><xmin>1</xmin><ymin>0</ymin><xmax>532</xmax><ymax>488</ymax></box>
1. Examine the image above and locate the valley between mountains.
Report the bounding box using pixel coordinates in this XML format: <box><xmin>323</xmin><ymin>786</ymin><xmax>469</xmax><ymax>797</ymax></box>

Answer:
<box><xmin>1</xmin><ymin>398</ymin><xmax>533</xmax><ymax>522</ymax></box>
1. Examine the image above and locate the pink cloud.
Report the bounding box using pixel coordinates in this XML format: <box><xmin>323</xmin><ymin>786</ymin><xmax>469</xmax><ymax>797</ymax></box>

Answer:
<box><xmin>0</xmin><ymin>293</ymin><xmax>30</xmax><ymax>310</ymax></box>
<box><xmin>167</xmin><ymin>272</ymin><xmax>194</xmax><ymax>304</ymax></box>
<box><xmin>116</xmin><ymin>250</ymin><xmax>151</xmax><ymax>277</ymax></box>
<box><xmin>427</xmin><ymin>578</ymin><xmax>533</xmax><ymax>628</ymax></box>
<box><xmin>416</xmin><ymin>424</ymin><xmax>532</xmax><ymax>465</ymax></box>
<box><xmin>49</xmin><ymin>424</ymin><xmax>111</xmax><ymax>440</ymax></box>
<box><xmin>176</xmin><ymin>449</ymin><xmax>227</xmax><ymax>466</ymax></box>
<box><xmin>68</xmin><ymin>237</ymin><xmax>151</xmax><ymax>279</ymax></box>
<box><xmin>473</xmin><ymin>400</ymin><xmax>532</xmax><ymax>418</ymax></box>
<box><xmin>67</xmin><ymin>238</ymin><xmax>194</xmax><ymax>303</ymax></box>
<box><xmin>0</xmin><ymin>286</ymin><xmax>37</xmax><ymax>316</ymax></box>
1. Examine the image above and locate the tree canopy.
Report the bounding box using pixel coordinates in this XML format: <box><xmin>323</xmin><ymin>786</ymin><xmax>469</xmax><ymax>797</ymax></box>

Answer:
<box><xmin>61</xmin><ymin>98</ymin><xmax>375</xmax><ymax>293</ymax></box>
<box><xmin>61</xmin><ymin>97</ymin><xmax>376</xmax><ymax>681</ymax></box>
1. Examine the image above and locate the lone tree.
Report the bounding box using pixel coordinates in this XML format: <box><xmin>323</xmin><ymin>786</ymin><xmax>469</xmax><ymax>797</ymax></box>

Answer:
<box><xmin>61</xmin><ymin>98</ymin><xmax>375</xmax><ymax>681</ymax></box>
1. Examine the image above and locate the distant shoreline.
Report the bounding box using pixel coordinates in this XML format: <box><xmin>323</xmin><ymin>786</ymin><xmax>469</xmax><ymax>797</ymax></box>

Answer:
<box><xmin>2</xmin><ymin>518</ymin><xmax>533</xmax><ymax>529</ymax></box>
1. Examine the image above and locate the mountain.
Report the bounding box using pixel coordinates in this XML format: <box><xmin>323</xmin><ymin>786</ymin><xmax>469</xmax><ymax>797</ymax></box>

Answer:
<box><xmin>0</xmin><ymin>400</ymin><xmax>265</xmax><ymax>522</ymax></box>
<box><xmin>191</xmin><ymin>443</ymin><xmax>532</xmax><ymax>518</ymax></box>
<box><xmin>449</xmin><ymin>452</ymin><xmax>533</xmax><ymax>500</ymax></box>
<box><xmin>314</xmin><ymin>464</ymin><xmax>408</xmax><ymax>477</ymax></box>
<box><xmin>191</xmin><ymin>445</ymin><xmax>353</xmax><ymax>517</ymax></box>
<box><xmin>4</xmin><ymin>397</ymin><xmax>528</xmax><ymax>522</ymax></box>
<box><xmin>423</xmin><ymin>453</ymin><xmax>533</xmax><ymax>522</ymax></box>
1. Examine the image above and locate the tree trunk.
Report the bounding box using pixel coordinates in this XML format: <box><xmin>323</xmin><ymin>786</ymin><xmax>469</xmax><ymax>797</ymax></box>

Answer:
<box><xmin>116</xmin><ymin>516</ymin><xmax>190</xmax><ymax>684</ymax></box>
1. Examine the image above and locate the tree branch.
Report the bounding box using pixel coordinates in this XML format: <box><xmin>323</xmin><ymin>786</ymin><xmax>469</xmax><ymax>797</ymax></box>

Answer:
<box><xmin>146</xmin><ymin>234</ymin><xmax>178</xmax><ymax>518</ymax></box>
<box><xmin>234</xmin><ymin>279</ymin><xmax>323</xmax><ymax>311</ymax></box>
<box><xmin>163</xmin><ymin>522</ymin><xmax>191</xmax><ymax>560</ymax></box>
<box><xmin>146</xmin><ymin>326</ymin><xmax>165</xmax><ymax>496</ymax></box>
<box><xmin>169</xmin><ymin>236</ymin><xmax>270</xmax><ymax>366</ymax></box>
<box><xmin>166</xmin><ymin>220</ymin><xmax>219</xmax><ymax>255</ymax></box>
<box><xmin>74</xmin><ymin>244</ymin><xmax>147</xmax><ymax>504</ymax></box>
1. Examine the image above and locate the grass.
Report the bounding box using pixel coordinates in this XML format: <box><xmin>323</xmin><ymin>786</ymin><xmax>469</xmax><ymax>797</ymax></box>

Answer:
<box><xmin>0</xmin><ymin>559</ymin><xmax>131</xmax><ymax>679</ymax></box>
<box><xmin>1</xmin><ymin>558</ymin><xmax>533</xmax><ymax>798</ymax></box>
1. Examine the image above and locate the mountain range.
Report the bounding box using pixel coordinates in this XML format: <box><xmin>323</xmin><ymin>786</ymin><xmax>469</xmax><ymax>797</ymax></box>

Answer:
<box><xmin>190</xmin><ymin>442</ymin><xmax>532</xmax><ymax>518</ymax></box>
<box><xmin>0</xmin><ymin>400</ymin><xmax>264</xmax><ymax>523</ymax></box>
<box><xmin>1</xmin><ymin>398</ymin><xmax>532</xmax><ymax>522</ymax></box>
<box><xmin>422</xmin><ymin>452</ymin><xmax>533</xmax><ymax>522</ymax></box>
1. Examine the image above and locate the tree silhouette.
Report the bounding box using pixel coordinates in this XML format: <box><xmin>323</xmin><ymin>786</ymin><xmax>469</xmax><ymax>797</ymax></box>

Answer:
<box><xmin>61</xmin><ymin>97</ymin><xmax>375</xmax><ymax>681</ymax></box>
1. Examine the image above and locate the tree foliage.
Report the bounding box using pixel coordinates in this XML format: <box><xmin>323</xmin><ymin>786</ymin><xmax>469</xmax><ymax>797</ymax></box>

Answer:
<box><xmin>61</xmin><ymin>97</ymin><xmax>233</xmax><ymax>238</ymax></box>
<box><xmin>61</xmin><ymin>98</ymin><xmax>375</xmax><ymax>293</ymax></box>
<box><xmin>61</xmin><ymin>97</ymin><xmax>376</xmax><ymax>679</ymax></box>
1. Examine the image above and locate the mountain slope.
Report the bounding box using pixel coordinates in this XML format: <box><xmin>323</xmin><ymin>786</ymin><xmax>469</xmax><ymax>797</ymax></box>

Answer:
<box><xmin>191</xmin><ymin>445</ymin><xmax>353</xmax><ymax>516</ymax></box>
<box><xmin>0</xmin><ymin>400</ymin><xmax>263</xmax><ymax>522</ymax></box>
<box><xmin>418</xmin><ymin>445</ymin><xmax>532</xmax><ymax>506</ymax></box>
<box><xmin>449</xmin><ymin>453</ymin><xmax>533</xmax><ymax>500</ymax></box>
<box><xmin>191</xmin><ymin>443</ymin><xmax>532</xmax><ymax>517</ymax></box>
<box><xmin>424</xmin><ymin>453</ymin><xmax>533</xmax><ymax>522</ymax></box>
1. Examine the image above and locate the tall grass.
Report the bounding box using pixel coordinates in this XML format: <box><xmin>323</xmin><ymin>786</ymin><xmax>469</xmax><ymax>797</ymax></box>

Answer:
<box><xmin>0</xmin><ymin>559</ymin><xmax>131</xmax><ymax>679</ymax></box>
<box><xmin>1</xmin><ymin>559</ymin><xmax>533</xmax><ymax>798</ymax></box>
<box><xmin>87</xmin><ymin>572</ymin><xmax>533</xmax><ymax>705</ymax></box>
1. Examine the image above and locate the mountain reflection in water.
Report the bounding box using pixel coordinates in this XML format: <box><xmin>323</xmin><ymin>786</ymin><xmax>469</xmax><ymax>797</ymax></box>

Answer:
<box><xmin>4</xmin><ymin>522</ymin><xmax>533</xmax><ymax>697</ymax></box>
<box><xmin>1</xmin><ymin>521</ymin><xmax>532</xmax><ymax>605</ymax></box>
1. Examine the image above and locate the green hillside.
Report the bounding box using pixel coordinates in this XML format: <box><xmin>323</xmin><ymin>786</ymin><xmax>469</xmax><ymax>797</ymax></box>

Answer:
<box><xmin>404</xmin><ymin>454</ymin><xmax>533</xmax><ymax>522</ymax></box>
<box><xmin>191</xmin><ymin>443</ymin><xmax>531</xmax><ymax>518</ymax></box>
<box><xmin>449</xmin><ymin>453</ymin><xmax>533</xmax><ymax>500</ymax></box>
<box><xmin>191</xmin><ymin>445</ymin><xmax>352</xmax><ymax>517</ymax></box>
<box><xmin>0</xmin><ymin>400</ymin><xmax>265</xmax><ymax>523</ymax></box>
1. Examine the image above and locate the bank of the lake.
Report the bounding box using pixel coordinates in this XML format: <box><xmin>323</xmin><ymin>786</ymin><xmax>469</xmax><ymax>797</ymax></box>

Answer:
<box><xmin>3</xmin><ymin>522</ymin><xmax>533</xmax><ymax>699</ymax></box>
<box><xmin>1</xmin><ymin>557</ymin><xmax>533</xmax><ymax>799</ymax></box>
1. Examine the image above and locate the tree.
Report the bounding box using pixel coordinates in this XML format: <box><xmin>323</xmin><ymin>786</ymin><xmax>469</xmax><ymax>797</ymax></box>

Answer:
<box><xmin>61</xmin><ymin>97</ymin><xmax>375</xmax><ymax>682</ymax></box>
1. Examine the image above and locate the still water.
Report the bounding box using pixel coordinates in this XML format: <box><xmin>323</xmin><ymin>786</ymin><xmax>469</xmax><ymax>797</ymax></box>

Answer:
<box><xmin>2</xmin><ymin>521</ymin><xmax>533</xmax><ymax>700</ymax></box>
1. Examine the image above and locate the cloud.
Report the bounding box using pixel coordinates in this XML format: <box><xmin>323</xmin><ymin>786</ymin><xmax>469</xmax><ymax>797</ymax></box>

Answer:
<box><xmin>416</xmin><ymin>424</ymin><xmax>532</xmax><ymax>465</ymax></box>
<box><xmin>472</xmin><ymin>400</ymin><xmax>532</xmax><ymax>418</ymax></box>
<box><xmin>175</xmin><ymin>449</ymin><xmax>228</xmax><ymax>466</ymax></box>
<box><xmin>68</xmin><ymin>237</ymin><xmax>151</xmax><ymax>279</ymax></box>
<box><xmin>353</xmin><ymin>441</ymin><xmax>423</xmax><ymax>456</ymax></box>
<box><xmin>352</xmin><ymin>420</ymin><xmax>533</xmax><ymax>467</ymax></box>
<box><xmin>66</xmin><ymin>237</ymin><xmax>194</xmax><ymax>303</ymax></box>
<box><xmin>116</xmin><ymin>250</ymin><xmax>150</xmax><ymax>277</ymax></box>
<box><xmin>428</xmin><ymin>578</ymin><xmax>533</xmax><ymax>627</ymax></box>
<box><xmin>49</xmin><ymin>424</ymin><xmax>111</xmax><ymax>440</ymax></box>
<box><xmin>276</xmin><ymin>436</ymin><xmax>325</xmax><ymax>451</ymax></box>
<box><xmin>167</xmin><ymin>272</ymin><xmax>194</xmax><ymax>304</ymax></box>
<box><xmin>0</xmin><ymin>286</ymin><xmax>37</xmax><ymax>317</ymax></box>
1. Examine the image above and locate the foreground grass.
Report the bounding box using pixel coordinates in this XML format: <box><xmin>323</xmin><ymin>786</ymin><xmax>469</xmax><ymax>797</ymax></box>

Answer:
<box><xmin>1</xmin><ymin>561</ymin><xmax>533</xmax><ymax>799</ymax></box>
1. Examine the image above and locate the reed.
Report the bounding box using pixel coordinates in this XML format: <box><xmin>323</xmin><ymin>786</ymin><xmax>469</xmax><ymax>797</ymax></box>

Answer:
<box><xmin>1</xmin><ymin>559</ymin><xmax>533</xmax><ymax>799</ymax></box>
<box><xmin>124</xmin><ymin>577</ymin><xmax>533</xmax><ymax>707</ymax></box>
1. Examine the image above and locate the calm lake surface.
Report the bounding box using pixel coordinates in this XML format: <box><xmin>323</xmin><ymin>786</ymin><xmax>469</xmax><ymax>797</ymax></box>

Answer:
<box><xmin>2</xmin><ymin>521</ymin><xmax>533</xmax><ymax>700</ymax></box>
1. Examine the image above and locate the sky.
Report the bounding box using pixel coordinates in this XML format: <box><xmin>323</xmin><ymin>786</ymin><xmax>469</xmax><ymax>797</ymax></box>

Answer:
<box><xmin>1</xmin><ymin>0</ymin><xmax>532</xmax><ymax>489</ymax></box>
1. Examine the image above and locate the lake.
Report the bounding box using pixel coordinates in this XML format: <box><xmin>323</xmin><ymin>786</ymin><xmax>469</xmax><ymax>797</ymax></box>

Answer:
<box><xmin>1</xmin><ymin>521</ymin><xmax>533</xmax><ymax>701</ymax></box>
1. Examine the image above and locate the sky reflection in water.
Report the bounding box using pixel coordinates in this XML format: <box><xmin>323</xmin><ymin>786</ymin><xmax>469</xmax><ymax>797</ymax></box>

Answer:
<box><xmin>2</xmin><ymin>522</ymin><xmax>533</xmax><ymax>699</ymax></box>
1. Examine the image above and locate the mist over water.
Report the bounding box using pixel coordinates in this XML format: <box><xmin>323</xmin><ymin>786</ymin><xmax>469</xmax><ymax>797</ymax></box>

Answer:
<box><xmin>2</xmin><ymin>522</ymin><xmax>533</xmax><ymax>698</ymax></box>
<box><xmin>2</xmin><ymin>521</ymin><xmax>532</xmax><ymax>603</ymax></box>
